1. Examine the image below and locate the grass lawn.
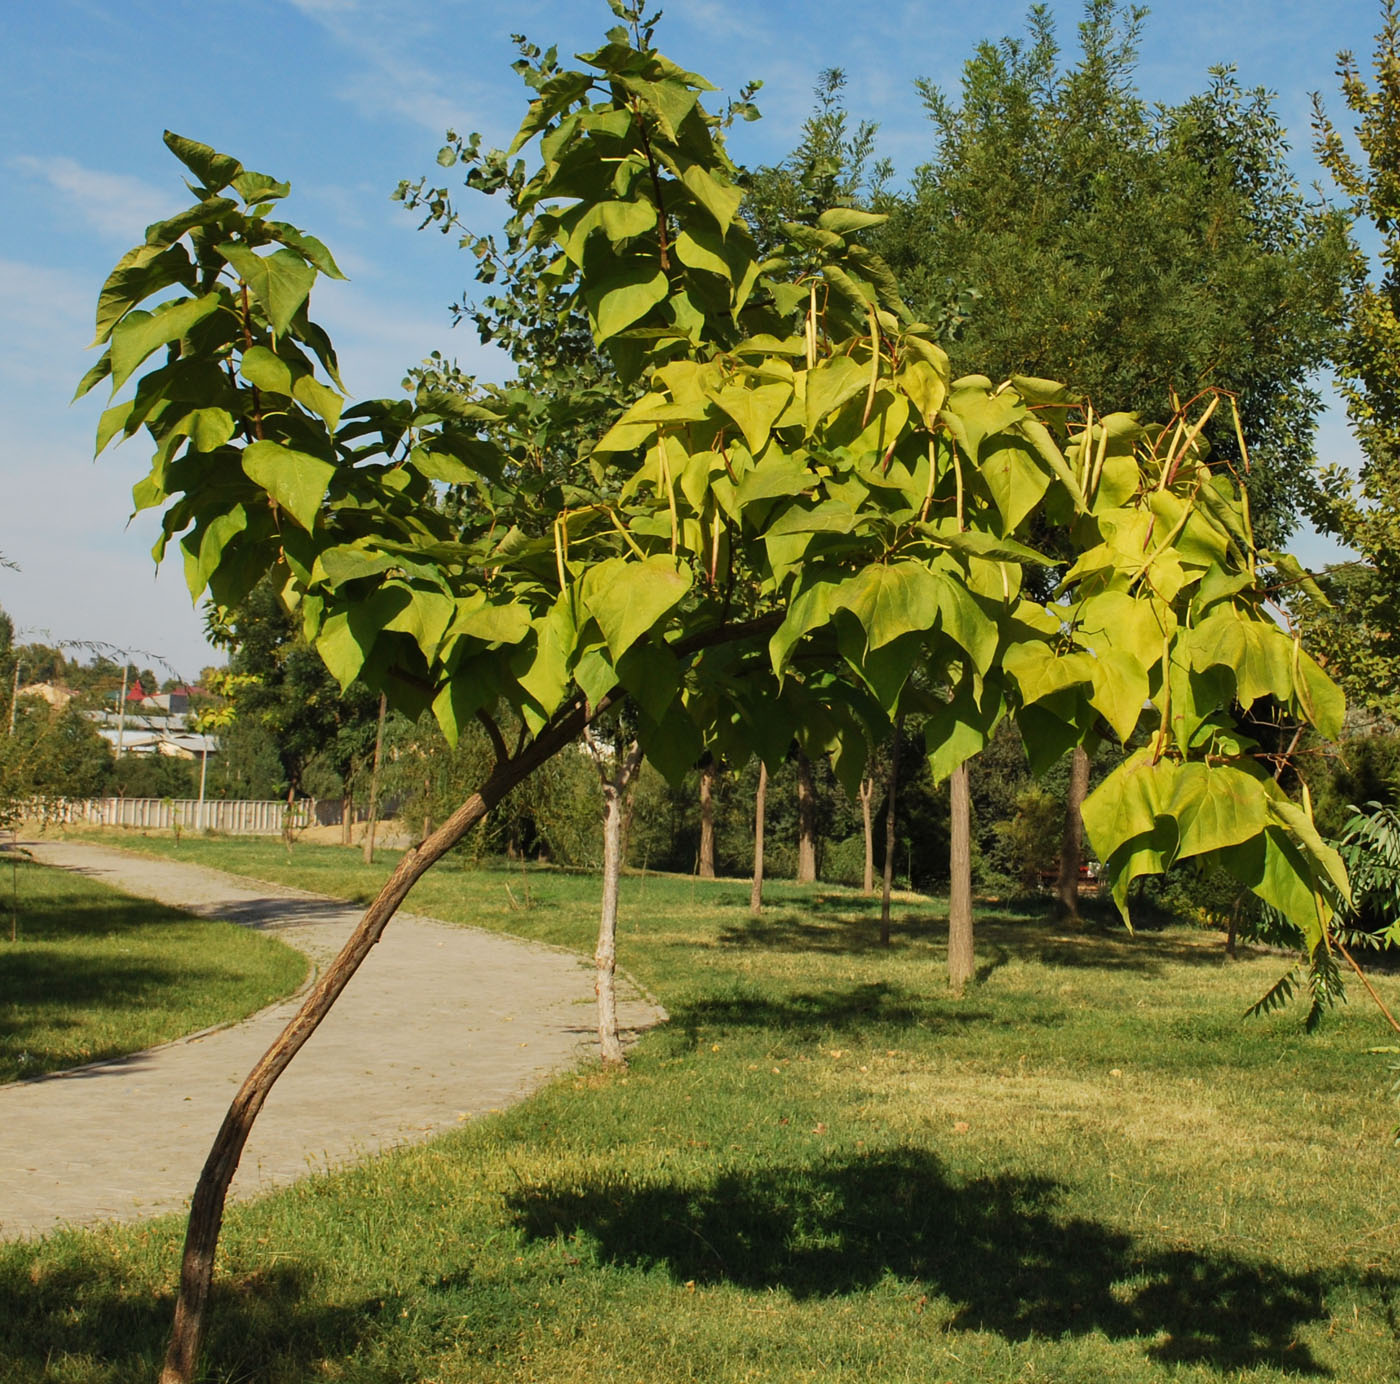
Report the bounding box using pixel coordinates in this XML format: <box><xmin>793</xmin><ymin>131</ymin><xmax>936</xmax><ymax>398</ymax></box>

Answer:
<box><xmin>0</xmin><ymin>850</ymin><xmax>308</xmax><ymax>1083</ymax></box>
<box><xmin>3</xmin><ymin>829</ymin><xmax>1399</xmax><ymax>1382</ymax></box>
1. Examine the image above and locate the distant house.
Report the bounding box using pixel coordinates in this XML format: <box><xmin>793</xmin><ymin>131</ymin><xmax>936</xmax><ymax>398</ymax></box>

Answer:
<box><xmin>16</xmin><ymin>682</ymin><xmax>77</xmax><ymax>710</ymax></box>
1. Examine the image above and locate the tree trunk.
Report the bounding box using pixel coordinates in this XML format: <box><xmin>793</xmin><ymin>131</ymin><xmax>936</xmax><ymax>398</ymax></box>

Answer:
<box><xmin>948</xmin><ymin>761</ymin><xmax>974</xmax><ymax>994</ymax></box>
<box><xmin>1056</xmin><ymin>744</ymin><xmax>1091</xmax><ymax>925</ymax></box>
<box><xmin>340</xmin><ymin>790</ymin><xmax>352</xmax><ymax>847</ymax></box>
<box><xmin>796</xmin><ymin>749</ymin><xmax>817</xmax><ymax>883</ymax></box>
<box><xmin>698</xmin><ymin>758</ymin><xmax>717</xmax><ymax>878</ymax></box>
<box><xmin>158</xmin><ymin>696</ymin><xmax>597</xmax><ymax>1384</ymax></box>
<box><xmin>750</xmin><ymin>759</ymin><xmax>768</xmax><ymax>916</ymax></box>
<box><xmin>860</xmin><ymin>774</ymin><xmax>876</xmax><ymax>896</ymax></box>
<box><xmin>362</xmin><ymin>692</ymin><xmax>386</xmax><ymax>866</ymax></box>
<box><xmin>880</xmin><ymin>718</ymin><xmax>903</xmax><ymax>946</ymax></box>
<box><xmin>586</xmin><ymin>731</ymin><xmax>644</xmax><ymax>1068</ymax></box>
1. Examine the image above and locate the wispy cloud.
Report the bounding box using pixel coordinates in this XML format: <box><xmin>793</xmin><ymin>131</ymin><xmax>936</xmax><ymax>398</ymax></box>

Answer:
<box><xmin>11</xmin><ymin>155</ymin><xmax>177</xmax><ymax>240</ymax></box>
<box><xmin>287</xmin><ymin>0</ymin><xmax>494</xmax><ymax>137</ymax></box>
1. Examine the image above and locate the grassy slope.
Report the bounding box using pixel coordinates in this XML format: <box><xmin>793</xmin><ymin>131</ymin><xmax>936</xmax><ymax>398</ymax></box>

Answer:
<box><xmin>3</xmin><ymin>831</ymin><xmax>1398</xmax><ymax>1383</ymax></box>
<box><xmin>0</xmin><ymin>853</ymin><xmax>308</xmax><ymax>1083</ymax></box>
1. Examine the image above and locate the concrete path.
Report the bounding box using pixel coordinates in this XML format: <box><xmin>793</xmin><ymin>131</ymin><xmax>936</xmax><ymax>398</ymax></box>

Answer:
<box><xmin>0</xmin><ymin>841</ymin><xmax>664</xmax><ymax>1240</ymax></box>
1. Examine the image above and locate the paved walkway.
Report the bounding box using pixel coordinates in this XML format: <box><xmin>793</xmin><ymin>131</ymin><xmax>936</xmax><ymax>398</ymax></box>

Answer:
<box><xmin>0</xmin><ymin>841</ymin><xmax>664</xmax><ymax>1240</ymax></box>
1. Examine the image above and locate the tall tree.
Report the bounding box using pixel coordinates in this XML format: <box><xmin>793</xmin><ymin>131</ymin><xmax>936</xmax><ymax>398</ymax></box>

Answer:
<box><xmin>1309</xmin><ymin>0</ymin><xmax>1400</xmax><ymax>719</ymax></box>
<box><xmin>79</xmin><ymin>18</ymin><xmax>1348</xmax><ymax>1376</ymax></box>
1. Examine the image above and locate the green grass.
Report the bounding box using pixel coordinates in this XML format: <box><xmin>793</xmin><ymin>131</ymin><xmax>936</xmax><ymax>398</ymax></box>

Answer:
<box><xmin>3</xmin><ymin>829</ymin><xmax>1399</xmax><ymax>1382</ymax></box>
<box><xmin>0</xmin><ymin>852</ymin><xmax>308</xmax><ymax>1083</ymax></box>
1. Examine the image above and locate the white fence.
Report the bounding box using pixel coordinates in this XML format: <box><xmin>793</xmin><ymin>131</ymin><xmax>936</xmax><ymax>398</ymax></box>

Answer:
<box><xmin>25</xmin><ymin>797</ymin><xmax>312</xmax><ymax>835</ymax></box>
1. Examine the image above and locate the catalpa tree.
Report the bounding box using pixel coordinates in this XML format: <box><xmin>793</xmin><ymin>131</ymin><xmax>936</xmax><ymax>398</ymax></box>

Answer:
<box><xmin>80</xmin><ymin>10</ymin><xmax>1346</xmax><ymax>1380</ymax></box>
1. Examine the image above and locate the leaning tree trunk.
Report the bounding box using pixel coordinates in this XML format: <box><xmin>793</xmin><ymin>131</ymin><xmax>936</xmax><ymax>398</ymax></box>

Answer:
<box><xmin>750</xmin><ymin>759</ymin><xmax>768</xmax><ymax>916</ymax></box>
<box><xmin>586</xmin><ymin>731</ymin><xmax>644</xmax><ymax>1067</ymax></box>
<box><xmin>880</xmin><ymin>718</ymin><xmax>904</xmax><ymax>946</ymax></box>
<box><xmin>159</xmin><ymin>697</ymin><xmax>596</xmax><ymax>1384</ymax></box>
<box><xmin>795</xmin><ymin>749</ymin><xmax>817</xmax><ymax>884</ymax></box>
<box><xmin>1056</xmin><ymin>744</ymin><xmax>1091</xmax><ymax>926</ymax></box>
<box><xmin>948</xmin><ymin>761</ymin><xmax>974</xmax><ymax>994</ymax></box>
<box><xmin>698</xmin><ymin>757</ymin><xmax>717</xmax><ymax>878</ymax></box>
<box><xmin>860</xmin><ymin>774</ymin><xmax>876</xmax><ymax>896</ymax></box>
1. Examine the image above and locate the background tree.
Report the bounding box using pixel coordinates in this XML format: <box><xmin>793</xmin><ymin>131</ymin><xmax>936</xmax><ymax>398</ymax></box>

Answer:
<box><xmin>1310</xmin><ymin>0</ymin><xmax>1400</xmax><ymax>722</ymax></box>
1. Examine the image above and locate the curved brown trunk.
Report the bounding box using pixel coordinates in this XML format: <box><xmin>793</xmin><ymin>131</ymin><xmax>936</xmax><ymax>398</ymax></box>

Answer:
<box><xmin>948</xmin><ymin>761</ymin><xmax>974</xmax><ymax>994</ymax></box>
<box><xmin>159</xmin><ymin>697</ymin><xmax>594</xmax><ymax>1384</ymax></box>
<box><xmin>1056</xmin><ymin>745</ymin><xmax>1090</xmax><ymax>925</ymax></box>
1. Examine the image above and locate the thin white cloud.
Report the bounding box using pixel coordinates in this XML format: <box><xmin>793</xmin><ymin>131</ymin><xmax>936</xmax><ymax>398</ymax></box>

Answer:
<box><xmin>11</xmin><ymin>155</ymin><xmax>177</xmax><ymax>241</ymax></box>
<box><xmin>286</xmin><ymin>0</ymin><xmax>491</xmax><ymax>136</ymax></box>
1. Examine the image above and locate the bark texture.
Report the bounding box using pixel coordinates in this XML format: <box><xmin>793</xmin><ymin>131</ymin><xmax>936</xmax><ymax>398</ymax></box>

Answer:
<box><xmin>948</xmin><ymin>761</ymin><xmax>975</xmax><ymax>994</ymax></box>
<box><xmin>587</xmin><ymin>733</ymin><xmax>644</xmax><ymax>1067</ymax></box>
<box><xmin>159</xmin><ymin>698</ymin><xmax>594</xmax><ymax>1384</ymax></box>
<box><xmin>698</xmin><ymin>758</ymin><xmax>717</xmax><ymax>878</ymax></box>
<box><xmin>795</xmin><ymin>750</ymin><xmax>817</xmax><ymax>883</ymax></box>
<box><xmin>750</xmin><ymin>760</ymin><xmax>768</xmax><ymax>915</ymax></box>
<box><xmin>859</xmin><ymin>775</ymin><xmax>876</xmax><ymax>896</ymax></box>
<box><xmin>880</xmin><ymin>719</ymin><xmax>903</xmax><ymax>946</ymax></box>
<box><xmin>362</xmin><ymin>693</ymin><xmax>387</xmax><ymax>866</ymax></box>
<box><xmin>1056</xmin><ymin>744</ymin><xmax>1091</xmax><ymax>925</ymax></box>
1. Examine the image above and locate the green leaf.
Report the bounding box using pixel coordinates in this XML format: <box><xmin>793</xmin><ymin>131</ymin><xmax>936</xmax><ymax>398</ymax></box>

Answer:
<box><xmin>292</xmin><ymin>374</ymin><xmax>344</xmax><ymax>430</ymax></box>
<box><xmin>1166</xmin><ymin>761</ymin><xmax>1269</xmax><ymax>862</ymax></box>
<box><xmin>770</xmin><ymin>578</ymin><xmax>841</xmax><ymax>675</ymax></box>
<box><xmin>736</xmin><ymin>453</ymin><xmax>813</xmax><ymax>505</ymax></box>
<box><xmin>317</xmin><ymin>545</ymin><xmax>397</xmax><ymax>585</ymax></box>
<box><xmin>1295</xmin><ymin>646</ymin><xmax>1345</xmax><ymax>740</ymax></box>
<box><xmin>383</xmin><ymin>585</ymin><xmax>456</xmax><ymax>662</ymax></box>
<box><xmin>980</xmin><ymin>436</ymin><xmax>1051</xmax><ymax>534</ymax></box>
<box><xmin>713</xmin><ymin>381</ymin><xmax>791</xmax><ymax>454</ymax></box>
<box><xmin>316</xmin><ymin>610</ymin><xmax>369</xmax><ymax>689</ymax></box>
<box><xmin>680</xmin><ymin>163</ymin><xmax>743</xmax><ymax>234</ymax></box>
<box><xmin>833</xmin><ymin>562</ymin><xmax>939</xmax><ymax>652</ymax></box>
<box><xmin>239</xmin><ymin>344</ymin><xmax>295</xmax><ymax>395</ymax></box>
<box><xmin>585</xmin><ymin>263</ymin><xmax>669</xmax><ymax>341</ymax></box>
<box><xmin>265</xmin><ymin>223</ymin><xmax>346</xmax><ymax>280</ymax></box>
<box><xmin>163</xmin><ymin>132</ymin><xmax>243</xmax><ymax>191</ymax></box>
<box><xmin>108</xmin><ymin>293</ymin><xmax>221</xmax><ymax>393</ymax></box>
<box><xmin>241</xmin><ymin>440</ymin><xmax>335</xmax><ymax>532</ymax></box>
<box><xmin>1082</xmin><ymin>749</ymin><xmax>1177</xmax><ymax>868</ymax></box>
<box><xmin>580</xmin><ymin>555</ymin><xmax>693</xmax><ymax>661</ymax></box>
<box><xmin>143</xmin><ymin>198</ymin><xmax>239</xmax><ymax>249</ymax></box>
<box><xmin>931</xmin><ymin>571</ymin><xmax>999</xmax><ymax>673</ymax></box>
<box><xmin>674</xmin><ymin>225</ymin><xmax>732</xmax><ymax>280</ymax></box>
<box><xmin>1087</xmin><ymin>648</ymin><xmax>1149</xmax><ymax>743</ymax></box>
<box><xmin>92</xmin><ymin>243</ymin><xmax>193</xmax><ymax>347</ymax></box>
<box><xmin>925</xmin><ymin>676</ymin><xmax>1004</xmax><ymax>784</ymax></box>
<box><xmin>618</xmin><ymin>639</ymin><xmax>680</xmax><ymax>723</ymax></box>
<box><xmin>804</xmin><ymin>356</ymin><xmax>868</xmax><ymax>433</ymax></box>
<box><xmin>447</xmin><ymin>595</ymin><xmax>533</xmax><ymax>646</ymax></box>
<box><xmin>231</xmin><ymin>169</ymin><xmax>290</xmax><ymax>204</ymax></box>
<box><xmin>220</xmin><ymin>243</ymin><xmax>317</xmax><ymax>337</ymax></box>
<box><xmin>816</xmin><ymin>208</ymin><xmax>888</xmax><ymax>236</ymax></box>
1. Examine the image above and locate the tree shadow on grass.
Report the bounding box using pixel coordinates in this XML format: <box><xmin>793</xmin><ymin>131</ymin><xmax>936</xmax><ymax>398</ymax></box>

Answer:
<box><xmin>671</xmin><ymin>980</ymin><xmax>1000</xmax><ymax>1044</ymax></box>
<box><xmin>718</xmin><ymin>907</ymin><xmax>1240</xmax><ymax>977</ymax></box>
<box><xmin>509</xmin><ymin>1146</ymin><xmax>1344</xmax><ymax>1375</ymax></box>
<box><xmin>0</xmin><ymin>1255</ymin><xmax>394</xmax><ymax>1382</ymax></box>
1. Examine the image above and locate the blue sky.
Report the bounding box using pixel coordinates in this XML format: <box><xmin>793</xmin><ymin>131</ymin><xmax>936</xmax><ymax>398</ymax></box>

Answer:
<box><xmin>0</xmin><ymin>0</ymin><xmax>1386</xmax><ymax>679</ymax></box>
